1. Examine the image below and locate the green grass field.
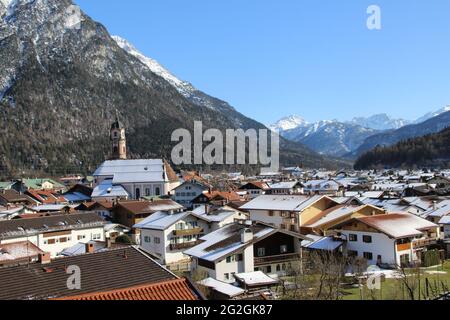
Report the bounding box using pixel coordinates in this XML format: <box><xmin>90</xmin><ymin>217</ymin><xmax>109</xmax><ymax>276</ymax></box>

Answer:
<box><xmin>342</xmin><ymin>261</ymin><xmax>450</xmax><ymax>300</ymax></box>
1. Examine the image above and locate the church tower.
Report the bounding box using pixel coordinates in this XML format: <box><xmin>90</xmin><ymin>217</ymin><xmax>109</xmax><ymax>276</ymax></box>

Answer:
<box><xmin>110</xmin><ymin>113</ymin><xmax>127</xmax><ymax>160</ymax></box>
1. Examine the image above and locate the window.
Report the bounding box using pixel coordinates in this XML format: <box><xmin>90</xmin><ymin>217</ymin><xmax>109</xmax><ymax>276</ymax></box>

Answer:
<box><xmin>135</xmin><ymin>188</ymin><xmax>141</xmax><ymax>199</ymax></box>
<box><xmin>266</xmin><ymin>266</ymin><xmax>272</xmax><ymax>273</ymax></box>
<box><xmin>257</xmin><ymin>248</ymin><xmax>265</xmax><ymax>257</ymax></box>
<box><xmin>145</xmin><ymin>188</ymin><xmax>151</xmax><ymax>197</ymax></box>
<box><xmin>268</xmin><ymin>211</ymin><xmax>274</xmax><ymax>217</ymax></box>
<box><xmin>154</xmin><ymin>237</ymin><xmax>161</xmax><ymax>244</ymax></box>
<box><xmin>363</xmin><ymin>252</ymin><xmax>373</xmax><ymax>260</ymax></box>
<box><xmin>59</xmin><ymin>237</ymin><xmax>68</xmax><ymax>243</ymax></box>
<box><xmin>144</xmin><ymin>236</ymin><xmax>151</xmax><ymax>243</ymax></box>
<box><xmin>224</xmin><ymin>273</ymin><xmax>230</xmax><ymax>280</ymax></box>
<box><xmin>77</xmin><ymin>235</ymin><xmax>86</xmax><ymax>241</ymax></box>
<box><xmin>176</xmin><ymin>222</ymin><xmax>185</xmax><ymax>230</ymax></box>
<box><xmin>226</xmin><ymin>256</ymin><xmax>233</xmax><ymax>263</ymax></box>
<box><xmin>236</xmin><ymin>254</ymin><xmax>243</xmax><ymax>262</ymax></box>
<box><xmin>276</xmin><ymin>264</ymin><xmax>281</xmax><ymax>272</ymax></box>
<box><xmin>155</xmin><ymin>187</ymin><xmax>161</xmax><ymax>196</ymax></box>
<box><xmin>363</xmin><ymin>235</ymin><xmax>373</xmax><ymax>243</ymax></box>
<box><xmin>280</xmin><ymin>245</ymin><xmax>288</xmax><ymax>254</ymax></box>
<box><xmin>349</xmin><ymin>234</ymin><xmax>358</xmax><ymax>242</ymax></box>
<box><xmin>47</xmin><ymin>239</ymin><xmax>56</xmax><ymax>245</ymax></box>
<box><xmin>93</xmin><ymin>234</ymin><xmax>101</xmax><ymax>240</ymax></box>
<box><xmin>348</xmin><ymin>250</ymin><xmax>358</xmax><ymax>257</ymax></box>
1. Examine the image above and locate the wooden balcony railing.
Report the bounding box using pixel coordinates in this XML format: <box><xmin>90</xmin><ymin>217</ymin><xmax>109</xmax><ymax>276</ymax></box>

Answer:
<box><xmin>173</xmin><ymin>227</ymin><xmax>203</xmax><ymax>237</ymax></box>
<box><xmin>412</xmin><ymin>238</ymin><xmax>437</xmax><ymax>249</ymax></box>
<box><xmin>254</xmin><ymin>253</ymin><xmax>301</xmax><ymax>266</ymax></box>
<box><xmin>170</xmin><ymin>240</ymin><xmax>203</xmax><ymax>251</ymax></box>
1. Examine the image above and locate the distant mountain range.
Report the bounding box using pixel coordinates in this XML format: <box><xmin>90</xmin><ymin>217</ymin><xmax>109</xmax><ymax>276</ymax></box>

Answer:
<box><xmin>354</xmin><ymin>125</ymin><xmax>450</xmax><ymax>169</ymax></box>
<box><xmin>270</xmin><ymin>107</ymin><xmax>450</xmax><ymax>158</ymax></box>
<box><xmin>353</xmin><ymin>110</ymin><xmax>450</xmax><ymax>157</ymax></box>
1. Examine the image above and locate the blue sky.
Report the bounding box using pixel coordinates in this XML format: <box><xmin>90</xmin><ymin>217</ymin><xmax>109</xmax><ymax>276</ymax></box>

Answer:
<box><xmin>76</xmin><ymin>0</ymin><xmax>450</xmax><ymax>124</ymax></box>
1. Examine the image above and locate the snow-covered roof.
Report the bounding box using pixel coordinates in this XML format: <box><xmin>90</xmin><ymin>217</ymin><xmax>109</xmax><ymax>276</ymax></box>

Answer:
<box><xmin>301</xmin><ymin>235</ymin><xmax>344</xmax><ymax>251</ymax></box>
<box><xmin>60</xmin><ymin>241</ymin><xmax>107</xmax><ymax>257</ymax></box>
<box><xmin>184</xmin><ymin>223</ymin><xmax>275</xmax><ymax>262</ymax></box>
<box><xmin>198</xmin><ymin>278</ymin><xmax>245</xmax><ymax>298</ymax></box>
<box><xmin>353</xmin><ymin>213</ymin><xmax>438</xmax><ymax>239</ymax></box>
<box><xmin>439</xmin><ymin>216</ymin><xmax>450</xmax><ymax>225</ymax></box>
<box><xmin>94</xmin><ymin>159</ymin><xmax>164</xmax><ymax>176</ymax></box>
<box><xmin>190</xmin><ymin>206</ymin><xmax>237</xmax><ymax>223</ymax></box>
<box><xmin>63</xmin><ymin>192</ymin><xmax>91</xmax><ymax>203</ymax></box>
<box><xmin>306</xmin><ymin>205</ymin><xmax>365</xmax><ymax>228</ymax></box>
<box><xmin>0</xmin><ymin>241</ymin><xmax>44</xmax><ymax>262</ymax></box>
<box><xmin>240</xmin><ymin>195</ymin><xmax>328</xmax><ymax>212</ymax></box>
<box><xmin>234</xmin><ymin>271</ymin><xmax>278</xmax><ymax>286</ymax></box>
<box><xmin>91</xmin><ymin>179</ymin><xmax>129</xmax><ymax>198</ymax></box>
<box><xmin>269</xmin><ymin>181</ymin><xmax>301</xmax><ymax>189</ymax></box>
<box><xmin>133</xmin><ymin>211</ymin><xmax>190</xmax><ymax>230</ymax></box>
<box><xmin>31</xmin><ymin>204</ymin><xmax>77</xmax><ymax>212</ymax></box>
<box><xmin>422</xmin><ymin>200</ymin><xmax>450</xmax><ymax>218</ymax></box>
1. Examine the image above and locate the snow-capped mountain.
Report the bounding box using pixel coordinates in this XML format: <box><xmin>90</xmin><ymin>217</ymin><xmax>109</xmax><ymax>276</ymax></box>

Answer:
<box><xmin>276</xmin><ymin>119</ymin><xmax>379</xmax><ymax>157</ymax></box>
<box><xmin>268</xmin><ymin>115</ymin><xmax>308</xmax><ymax>133</ymax></box>
<box><xmin>347</xmin><ymin>114</ymin><xmax>409</xmax><ymax>131</ymax></box>
<box><xmin>414</xmin><ymin>105</ymin><xmax>450</xmax><ymax>124</ymax></box>
<box><xmin>0</xmin><ymin>0</ymin><xmax>339</xmax><ymax>175</ymax></box>
<box><xmin>112</xmin><ymin>36</ymin><xmax>195</xmax><ymax>99</ymax></box>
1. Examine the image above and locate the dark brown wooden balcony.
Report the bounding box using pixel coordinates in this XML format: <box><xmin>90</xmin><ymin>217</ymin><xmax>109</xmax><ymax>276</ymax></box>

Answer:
<box><xmin>170</xmin><ymin>240</ymin><xmax>203</xmax><ymax>251</ymax></box>
<box><xmin>254</xmin><ymin>253</ymin><xmax>301</xmax><ymax>266</ymax></box>
<box><xmin>172</xmin><ymin>227</ymin><xmax>203</xmax><ymax>236</ymax></box>
<box><xmin>412</xmin><ymin>238</ymin><xmax>437</xmax><ymax>249</ymax></box>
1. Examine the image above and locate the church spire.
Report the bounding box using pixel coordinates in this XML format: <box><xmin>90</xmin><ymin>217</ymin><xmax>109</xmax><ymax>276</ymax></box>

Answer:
<box><xmin>110</xmin><ymin>112</ymin><xmax>127</xmax><ymax>160</ymax></box>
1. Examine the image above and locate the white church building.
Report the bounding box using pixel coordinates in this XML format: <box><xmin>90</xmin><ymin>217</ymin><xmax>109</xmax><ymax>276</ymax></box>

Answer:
<box><xmin>91</xmin><ymin>115</ymin><xmax>180</xmax><ymax>201</ymax></box>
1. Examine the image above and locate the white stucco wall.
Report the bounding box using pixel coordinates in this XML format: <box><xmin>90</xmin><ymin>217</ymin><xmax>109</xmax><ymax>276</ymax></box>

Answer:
<box><xmin>341</xmin><ymin>230</ymin><xmax>396</xmax><ymax>266</ymax></box>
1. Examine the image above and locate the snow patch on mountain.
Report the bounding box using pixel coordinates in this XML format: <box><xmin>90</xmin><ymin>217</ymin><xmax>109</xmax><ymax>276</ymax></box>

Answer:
<box><xmin>347</xmin><ymin>114</ymin><xmax>409</xmax><ymax>131</ymax></box>
<box><xmin>415</xmin><ymin>106</ymin><xmax>450</xmax><ymax>124</ymax></box>
<box><xmin>269</xmin><ymin>115</ymin><xmax>308</xmax><ymax>132</ymax></box>
<box><xmin>112</xmin><ymin>35</ymin><xmax>195</xmax><ymax>98</ymax></box>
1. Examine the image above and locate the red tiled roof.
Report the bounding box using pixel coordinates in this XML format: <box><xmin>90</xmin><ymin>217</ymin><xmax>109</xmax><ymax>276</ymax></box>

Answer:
<box><xmin>55</xmin><ymin>278</ymin><xmax>200</xmax><ymax>300</ymax></box>
<box><xmin>26</xmin><ymin>189</ymin><xmax>66</xmax><ymax>204</ymax></box>
<box><xmin>202</xmin><ymin>191</ymin><xmax>241</xmax><ymax>202</ymax></box>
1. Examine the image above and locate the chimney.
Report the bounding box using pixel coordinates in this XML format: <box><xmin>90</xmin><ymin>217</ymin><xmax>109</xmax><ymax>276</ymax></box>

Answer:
<box><xmin>38</xmin><ymin>252</ymin><xmax>51</xmax><ymax>265</ymax></box>
<box><xmin>106</xmin><ymin>238</ymin><xmax>112</xmax><ymax>248</ymax></box>
<box><xmin>85</xmin><ymin>242</ymin><xmax>95</xmax><ymax>254</ymax></box>
<box><xmin>433</xmin><ymin>201</ymin><xmax>437</xmax><ymax>211</ymax></box>
<box><xmin>241</xmin><ymin>228</ymin><xmax>253</xmax><ymax>244</ymax></box>
<box><xmin>204</xmin><ymin>204</ymin><xmax>209</xmax><ymax>215</ymax></box>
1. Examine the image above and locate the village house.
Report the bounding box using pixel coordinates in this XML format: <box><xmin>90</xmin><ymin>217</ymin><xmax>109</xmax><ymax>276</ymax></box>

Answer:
<box><xmin>0</xmin><ymin>212</ymin><xmax>106</xmax><ymax>257</ymax></box>
<box><xmin>134</xmin><ymin>205</ymin><xmax>246</xmax><ymax>269</ymax></box>
<box><xmin>191</xmin><ymin>191</ymin><xmax>242</xmax><ymax>209</ymax></box>
<box><xmin>238</xmin><ymin>181</ymin><xmax>271</xmax><ymax>199</ymax></box>
<box><xmin>20</xmin><ymin>179</ymin><xmax>66</xmax><ymax>193</ymax></box>
<box><xmin>303</xmin><ymin>179</ymin><xmax>344</xmax><ymax>196</ymax></box>
<box><xmin>0</xmin><ymin>189</ymin><xmax>38</xmax><ymax>206</ymax></box>
<box><xmin>25</xmin><ymin>189</ymin><xmax>67</xmax><ymax>205</ymax></box>
<box><xmin>112</xmin><ymin>200</ymin><xmax>184</xmax><ymax>242</ymax></box>
<box><xmin>77</xmin><ymin>201</ymin><xmax>115</xmax><ymax>220</ymax></box>
<box><xmin>184</xmin><ymin>221</ymin><xmax>308</xmax><ymax>283</ymax></box>
<box><xmin>332</xmin><ymin>213</ymin><xmax>440</xmax><ymax>267</ymax></box>
<box><xmin>173</xmin><ymin>177</ymin><xmax>211</xmax><ymax>209</ymax></box>
<box><xmin>0</xmin><ymin>246</ymin><xmax>202</xmax><ymax>300</ymax></box>
<box><xmin>268</xmin><ymin>181</ymin><xmax>304</xmax><ymax>195</ymax></box>
<box><xmin>240</xmin><ymin>195</ymin><xmax>339</xmax><ymax>233</ymax></box>
<box><xmin>302</xmin><ymin>204</ymin><xmax>387</xmax><ymax>236</ymax></box>
<box><xmin>62</xmin><ymin>184</ymin><xmax>92</xmax><ymax>204</ymax></box>
<box><xmin>0</xmin><ymin>241</ymin><xmax>45</xmax><ymax>267</ymax></box>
